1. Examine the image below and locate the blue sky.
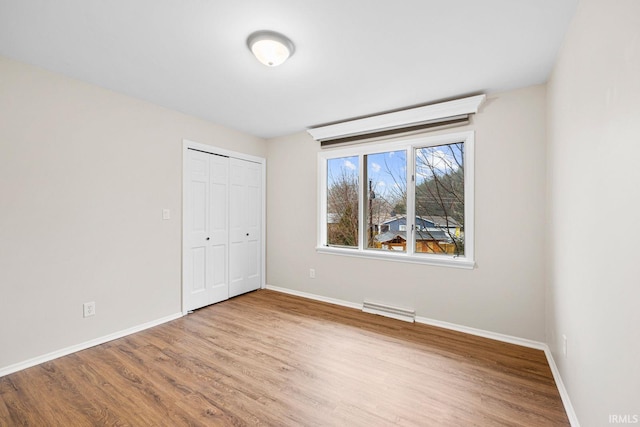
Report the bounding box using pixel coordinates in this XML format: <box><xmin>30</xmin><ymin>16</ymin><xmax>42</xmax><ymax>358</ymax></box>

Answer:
<box><xmin>327</xmin><ymin>143</ymin><xmax>463</xmax><ymax>201</ymax></box>
<box><xmin>327</xmin><ymin>150</ymin><xmax>407</xmax><ymax>202</ymax></box>
<box><xmin>415</xmin><ymin>143</ymin><xmax>463</xmax><ymax>185</ymax></box>
<box><xmin>366</xmin><ymin>150</ymin><xmax>407</xmax><ymax>199</ymax></box>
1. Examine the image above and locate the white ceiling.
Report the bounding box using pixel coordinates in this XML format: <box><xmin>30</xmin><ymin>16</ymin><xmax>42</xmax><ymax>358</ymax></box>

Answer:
<box><xmin>0</xmin><ymin>0</ymin><xmax>578</xmax><ymax>139</ymax></box>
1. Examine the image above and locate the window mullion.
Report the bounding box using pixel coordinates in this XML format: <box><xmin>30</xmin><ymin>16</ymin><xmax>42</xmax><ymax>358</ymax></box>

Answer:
<box><xmin>406</xmin><ymin>146</ymin><xmax>416</xmax><ymax>256</ymax></box>
<box><xmin>463</xmin><ymin>133</ymin><xmax>474</xmax><ymax>261</ymax></box>
<box><xmin>319</xmin><ymin>156</ymin><xmax>328</xmax><ymax>246</ymax></box>
<box><xmin>358</xmin><ymin>154</ymin><xmax>365</xmax><ymax>250</ymax></box>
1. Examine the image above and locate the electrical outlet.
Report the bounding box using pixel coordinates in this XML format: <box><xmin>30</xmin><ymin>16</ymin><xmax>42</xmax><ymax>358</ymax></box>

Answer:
<box><xmin>309</xmin><ymin>268</ymin><xmax>316</xmax><ymax>279</ymax></box>
<box><xmin>83</xmin><ymin>301</ymin><xmax>96</xmax><ymax>318</ymax></box>
<box><xmin>562</xmin><ymin>335</ymin><xmax>567</xmax><ymax>357</ymax></box>
<box><xmin>162</xmin><ymin>209</ymin><xmax>171</xmax><ymax>220</ymax></box>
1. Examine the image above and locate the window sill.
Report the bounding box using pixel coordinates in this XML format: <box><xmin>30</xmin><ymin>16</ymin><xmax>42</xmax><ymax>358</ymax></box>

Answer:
<box><xmin>316</xmin><ymin>246</ymin><xmax>475</xmax><ymax>269</ymax></box>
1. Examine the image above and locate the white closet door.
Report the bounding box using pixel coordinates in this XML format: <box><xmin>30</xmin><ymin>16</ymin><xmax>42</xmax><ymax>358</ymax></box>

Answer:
<box><xmin>229</xmin><ymin>158</ymin><xmax>262</xmax><ymax>297</ymax></box>
<box><xmin>207</xmin><ymin>154</ymin><xmax>230</xmax><ymax>304</ymax></box>
<box><xmin>184</xmin><ymin>150</ymin><xmax>229</xmax><ymax>311</ymax></box>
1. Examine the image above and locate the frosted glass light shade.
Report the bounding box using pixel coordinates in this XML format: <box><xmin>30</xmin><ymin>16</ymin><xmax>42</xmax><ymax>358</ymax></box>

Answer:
<box><xmin>247</xmin><ymin>30</ymin><xmax>294</xmax><ymax>67</ymax></box>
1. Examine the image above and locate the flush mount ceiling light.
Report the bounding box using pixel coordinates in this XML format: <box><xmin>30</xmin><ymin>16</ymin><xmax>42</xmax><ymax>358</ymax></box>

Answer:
<box><xmin>247</xmin><ymin>30</ymin><xmax>295</xmax><ymax>67</ymax></box>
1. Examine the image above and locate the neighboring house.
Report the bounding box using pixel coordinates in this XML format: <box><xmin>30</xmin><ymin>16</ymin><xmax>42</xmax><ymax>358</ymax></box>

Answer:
<box><xmin>427</xmin><ymin>216</ymin><xmax>462</xmax><ymax>235</ymax></box>
<box><xmin>375</xmin><ymin>215</ymin><xmax>462</xmax><ymax>253</ymax></box>
<box><xmin>374</xmin><ymin>226</ymin><xmax>455</xmax><ymax>253</ymax></box>
<box><xmin>380</xmin><ymin>215</ymin><xmax>462</xmax><ymax>236</ymax></box>
<box><xmin>329</xmin><ymin>213</ymin><xmax>462</xmax><ymax>253</ymax></box>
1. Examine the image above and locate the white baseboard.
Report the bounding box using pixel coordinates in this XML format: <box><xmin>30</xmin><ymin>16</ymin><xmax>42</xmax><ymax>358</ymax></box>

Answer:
<box><xmin>264</xmin><ymin>284</ymin><xmax>363</xmax><ymax>310</ymax></box>
<box><xmin>0</xmin><ymin>312</ymin><xmax>183</xmax><ymax>378</ymax></box>
<box><xmin>264</xmin><ymin>284</ymin><xmax>579</xmax><ymax>426</ymax></box>
<box><xmin>542</xmin><ymin>346</ymin><xmax>581</xmax><ymax>427</ymax></box>
<box><xmin>414</xmin><ymin>315</ymin><xmax>548</xmax><ymax>350</ymax></box>
<box><xmin>415</xmin><ymin>316</ymin><xmax>580</xmax><ymax>426</ymax></box>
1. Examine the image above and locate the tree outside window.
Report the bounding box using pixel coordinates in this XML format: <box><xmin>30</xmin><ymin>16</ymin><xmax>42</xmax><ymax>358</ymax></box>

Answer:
<box><xmin>327</xmin><ymin>156</ymin><xmax>358</xmax><ymax>247</ymax></box>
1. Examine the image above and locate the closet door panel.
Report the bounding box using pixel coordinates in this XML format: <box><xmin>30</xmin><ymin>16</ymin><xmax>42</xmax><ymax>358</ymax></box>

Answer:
<box><xmin>208</xmin><ymin>155</ymin><xmax>230</xmax><ymax>304</ymax></box>
<box><xmin>244</xmin><ymin>161</ymin><xmax>262</xmax><ymax>290</ymax></box>
<box><xmin>228</xmin><ymin>159</ymin><xmax>246</xmax><ymax>296</ymax></box>
<box><xmin>229</xmin><ymin>158</ymin><xmax>261</xmax><ymax>297</ymax></box>
<box><xmin>184</xmin><ymin>150</ymin><xmax>213</xmax><ymax>311</ymax></box>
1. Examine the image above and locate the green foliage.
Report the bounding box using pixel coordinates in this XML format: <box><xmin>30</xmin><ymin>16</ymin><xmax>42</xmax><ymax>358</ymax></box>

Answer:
<box><xmin>391</xmin><ymin>200</ymin><xmax>407</xmax><ymax>216</ymax></box>
<box><xmin>415</xmin><ymin>166</ymin><xmax>464</xmax><ymax>225</ymax></box>
<box><xmin>333</xmin><ymin>204</ymin><xmax>357</xmax><ymax>246</ymax></box>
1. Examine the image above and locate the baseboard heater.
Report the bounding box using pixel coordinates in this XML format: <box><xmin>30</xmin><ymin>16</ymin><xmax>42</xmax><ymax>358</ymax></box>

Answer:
<box><xmin>362</xmin><ymin>300</ymin><xmax>416</xmax><ymax>323</ymax></box>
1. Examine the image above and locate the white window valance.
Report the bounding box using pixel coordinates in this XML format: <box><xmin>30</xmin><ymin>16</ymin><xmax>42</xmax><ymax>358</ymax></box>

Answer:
<box><xmin>307</xmin><ymin>94</ymin><xmax>485</xmax><ymax>146</ymax></box>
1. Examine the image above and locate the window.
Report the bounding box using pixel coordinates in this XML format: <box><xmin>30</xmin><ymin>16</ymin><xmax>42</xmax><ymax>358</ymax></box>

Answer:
<box><xmin>365</xmin><ymin>150</ymin><xmax>407</xmax><ymax>252</ymax></box>
<box><xmin>318</xmin><ymin>131</ymin><xmax>474</xmax><ymax>269</ymax></box>
<box><xmin>414</xmin><ymin>143</ymin><xmax>465</xmax><ymax>256</ymax></box>
<box><xmin>326</xmin><ymin>156</ymin><xmax>359</xmax><ymax>248</ymax></box>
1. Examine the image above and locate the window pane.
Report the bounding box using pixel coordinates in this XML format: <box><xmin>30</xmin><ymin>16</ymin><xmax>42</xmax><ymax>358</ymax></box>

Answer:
<box><xmin>365</xmin><ymin>150</ymin><xmax>407</xmax><ymax>252</ymax></box>
<box><xmin>327</xmin><ymin>156</ymin><xmax>359</xmax><ymax>248</ymax></box>
<box><xmin>414</xmin><ymin>142</ymin><xmax>465</xmax><ymax>256</ymax></box>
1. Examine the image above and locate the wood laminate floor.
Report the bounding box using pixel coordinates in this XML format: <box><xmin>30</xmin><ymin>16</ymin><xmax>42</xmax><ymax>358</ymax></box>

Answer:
<box><xmin>0</xmin><ymin>290</ymin><xmax>569</xmax><ymax>426</ymax></box>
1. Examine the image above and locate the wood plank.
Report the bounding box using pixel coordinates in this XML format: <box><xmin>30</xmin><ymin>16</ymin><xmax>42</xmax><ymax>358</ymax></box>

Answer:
<box><xmin>0</xmin><ymin>290</ymin><xmax>569</xmax><ymax>426</ymax></box>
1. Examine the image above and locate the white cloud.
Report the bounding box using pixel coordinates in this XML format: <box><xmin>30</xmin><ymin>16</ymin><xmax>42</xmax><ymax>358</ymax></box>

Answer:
<box><xmin>416</xmin><ymin>148</ymin><xmax>460</xmax><ymax>178</ymax></box>
<box><xmin>371</xmin><ymin>162</ymin><xmax>381</xmax><ymax>173</ymax></box>
<box><xmin>377</xmin><ymin>181</ymin><xmax>386</xmax><ymax>187</ymax></box>
<box><xmin>344</xmin><ymin>159</ymin><xmax>356</xmax><ymax>170</ymax></box>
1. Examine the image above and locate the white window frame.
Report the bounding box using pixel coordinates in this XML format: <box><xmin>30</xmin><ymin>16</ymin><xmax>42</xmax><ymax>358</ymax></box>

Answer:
<box><xmin>317</xmin><ymin>131</ymin><xmax>475</xmax><ymax>269</ymax></box>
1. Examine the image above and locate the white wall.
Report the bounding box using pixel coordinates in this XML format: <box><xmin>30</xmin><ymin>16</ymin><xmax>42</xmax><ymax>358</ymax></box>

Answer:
<box><xmin>5</xmin><ymin>4</ymin><xmax>638</xmax><ymax>421</ymax></box>
<box><xmin>546</xmin><ymin>0</ymin><xmax>640</xmax><ymax>425</ymax></box>
<box><xmin>267</xmin><ymin>85</ymin><xmax>548</xmax><ymax>341</ymax></box>
<box><xmin>0</xmin><ymin>56</ymin><xmax>266</xmax><ymax>371</ymax></box>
